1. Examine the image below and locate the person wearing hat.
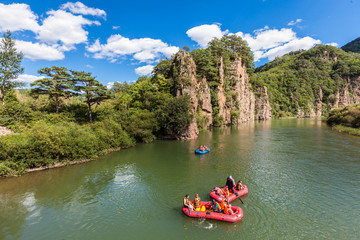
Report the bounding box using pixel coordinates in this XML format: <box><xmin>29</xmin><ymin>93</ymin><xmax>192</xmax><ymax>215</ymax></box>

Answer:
<box><xmin>225</xmin><ymin>176</ymin><xmax>236</xmax><ymax>194</ymax></box>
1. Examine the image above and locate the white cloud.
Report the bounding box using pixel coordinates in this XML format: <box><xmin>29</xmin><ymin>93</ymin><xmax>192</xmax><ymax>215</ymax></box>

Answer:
<box><xmin>135</xmin><ymin>65</ymin><xmax>154</xmax><ymax>75</ymax></box>
<box><xmin>133</xmin><ymin>51</ymin><xmax>157</xmax><ymax>62</ymax></box>
<box><xmin>86</xmin><ymin>34</ymin><xmax>179</xmax><ymax>63</ymax></box>
<box><xmin>86</xmin><ymin>64</ymin><xmax>94</xmax><ymax>68</ymax></box>
<box><xmin>37</xmin><ymin>10</ymin><xmax>99</xmax><ymax>49</ymax></box>
<box><xmin>186</xmin><ymin>24</ymin><xmax>228</xmax><ymax>48</ymax></box>
<box><xmin>236</xmin><ymin>27</ymin><xmax>321</xmax><ymax>61</ymax></box>
<box><xmin>15</xmin><ymin>74</ymin><xmax>42</xmax><ymax>84</ymax></box>
<box><xmin>112</xmin><ymin>26</ymin><xmax>120</xmax><ymax>30</ymax></box>
<box><xmin>60</xmin><ymin>1</ymin><xmax>106</xmax><ymax>19</ymax></box>
<box><xmin>288</xmin><ymin>19</ymin><xmax>302</xmax><ymax>26</ymax></box>
<box><xmin>107</xmin><ymin>82</ymin><xmax>114</xmax><ymax>89</ymax></box>
<box><xmin>236</xmin><ymin>28</ymin><xmax>297</xmax><ymax>51</ymax></box>
<box><xmin>326</xmin><ymin>42</ymin><xmax>338</xmax><ymax>47</ymax></box>
<box><xmin>16</xmin><ymin>40</ymin><xmax>65</xmax><ymax>60</ymax></box>
<box><xmin>0</xmin><ymin>3</ymin><xmax>40</xmax><ymax>32</ymax></box>
<box><xmin>260</xmin><ymin>37</ymin><xmax>321</xmax><ymax>60</ymax></box>
<box><xmin>187</xmin><ymin>24</ymin><xmax>324</xmax><ymax>62</ymax></box>
<box><xmin>159</xmin><ymin>46</ymin><xmax>179</xmax><ymax>58</ymax></box>
<box><xmin>0</xmin><ymin>3</ymin><xmax>105</xmax><ymax>61</ymax></box>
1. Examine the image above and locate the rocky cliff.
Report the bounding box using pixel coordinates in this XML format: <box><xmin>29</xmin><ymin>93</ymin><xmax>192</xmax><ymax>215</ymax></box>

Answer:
<box><xmin>255</xmin><ymin>86</ymin><xmax>272</xmax><ymax>120</ymax></box>
<box><xmin>171</xmin><ymin>50</ymin><xmax>271</xmax><ymax>139</ymax></box>
<box><xmin>296</xmin><ymin>76</ymin><xmax>360</xmax><ymax>118</ymax></box>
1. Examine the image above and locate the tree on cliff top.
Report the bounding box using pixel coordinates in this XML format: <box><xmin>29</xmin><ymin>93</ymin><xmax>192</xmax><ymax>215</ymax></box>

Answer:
<box><xmin>31</xmin><ymin>66</ymin><xmax>74</xmax><ymax>114</ymax></box>
<box><xmin>209</xmin><ymin>35</ymin><xmax>254</xmax><ymax>70</ymax></box>
<box><xmin>71</xmin><ymin>70</ymin><xmax>112</xmax><ymax>123</ymax></box>
<box><xmin>0</xmin><ymin>31</ymin><xmax>24</xmax><ymax>105</ymax></box>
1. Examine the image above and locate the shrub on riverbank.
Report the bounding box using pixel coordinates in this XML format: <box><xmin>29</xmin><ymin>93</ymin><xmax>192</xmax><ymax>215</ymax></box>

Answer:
<box><xmin>327</xmin><ymin>104</ymin><xmax>360</xmax><ymax>136</ymax></box>
<box><xmin>0</xmin><ymin>120</ymin><xmax>134</xmax><ymax>176</ymax></box>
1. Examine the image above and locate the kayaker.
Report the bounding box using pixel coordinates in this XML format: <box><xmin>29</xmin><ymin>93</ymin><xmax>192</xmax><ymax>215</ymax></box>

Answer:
<box><xmin>236</xmin><ymin>180</ymin><xmax>243</xmax><ymax>190</ymax></box>
<box><xmin>211</xmin><ymin>199</ymin><xmax>221</xmax><ymax>213</ymax></box>
<box><xmin>225</xmin><ymin>176</ymin><xmax>236</xmax><ymax>193</ymax></box>
<box><xmin>183</xmin><ymin>194</ymin><xmax>194</xmax><ymax>211</ymax></box>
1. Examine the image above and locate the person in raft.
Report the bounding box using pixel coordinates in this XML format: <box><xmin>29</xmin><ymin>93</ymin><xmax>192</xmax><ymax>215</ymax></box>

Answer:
<box><xmin>225</xmin><ymin>176</ymin><xmax>236</xmax><ymax>194</ymax></box>
<box><xmin>214</xmin><ymin>186</ymin><xmax>225</xmax><ymax>197</ymax></box>
<box><xmin>223</xmin><ymin>186</ymin><xmax>230</xmax><ymax>200</ymax></box>
<box><xmin>211</xmin><ymin>199</ymin><xmax>222</xmax><ymax>213</ymax></box>
<box><xmin>193</xmin><ymin>194</ymin><xmax>206</xmax><ymax>211</ymax></box>
<box><xmin>183</xmin><ymin>194</ymin><xmax>194</xmax><ymax>211</ymax></box>
<box><xmin>224</xmin><ymin>203</ymin><xmax>234</xmax><ymax>215</ymax></box>
<box><xmin>236</xmin><ymin>180</ymin><xmax>243</xmax><ymax>190</ymax></box>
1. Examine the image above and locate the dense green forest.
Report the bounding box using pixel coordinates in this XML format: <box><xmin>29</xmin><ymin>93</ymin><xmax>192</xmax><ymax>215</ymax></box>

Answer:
<box><xmin>341</xmin><ymin>37</ymin><xmax>360</xmax><ymax>53</ymax></box>
<box><xmin>327</xmin><ymin>104</ymin><xmax>360</xmax><ymax>136</ymax></box>
<box><xmin>252</xmin><ymin>45</ymin><xmax>360</xmax><ymax>118</ymax></box>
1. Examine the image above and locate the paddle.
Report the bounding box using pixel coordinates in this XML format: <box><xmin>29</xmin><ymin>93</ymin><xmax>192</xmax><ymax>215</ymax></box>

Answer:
<box><xmin>235</xmin><ymin>192</ymin><xmax>244</xmax><ymax>204</ymax></box>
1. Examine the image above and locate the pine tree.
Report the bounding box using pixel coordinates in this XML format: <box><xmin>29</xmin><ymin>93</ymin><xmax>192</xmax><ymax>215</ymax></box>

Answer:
<box><xmin>31</xmin><ymin>66</ymin><xmax>74</xmax><ymax>114</ymax></box>
<box><xmin>71</xmin><ymin>70</ymin><xmax>111</xmax><ymax>123</ymax></box>
<box><xmin>0</xmin><ymin>31</ymin><xmax>24</xmax><ymax>105</ymax></box>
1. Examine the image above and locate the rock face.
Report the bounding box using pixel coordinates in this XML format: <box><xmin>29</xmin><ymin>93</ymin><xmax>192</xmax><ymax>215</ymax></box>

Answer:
<box><xmin>172</xmin><ymin>50</ymin><xmax>199</xmax><ymax>140</ymax></box>
<box><xmin>231</xmin><ymin>59</ymin><xmax>256</xmax><ymax>123</ymax></box>
<box><xmin>255</xmin><ymin>86</ymin><xmax>272</xmax><ymax>120</ymax></box>
<box><xmin>330</xmin><ymin>76</ymin><xmax>360</xmax><ymax>110</ymax></box>
<box><xmin>170</xmin><ymin>50</ymin><xmax>271</xmax><ymax>140</ymax></box>
<box><xmin>197</xmin><ymin>77</ymin><xmax>212</xmax><ymax>128</ymax></box>
<box><xmin>315</xmin><ymin>88</ymin><xmax>323</xmax><ymax>118</ymax></box>
<box><xmin>296</xmin><ymin>76</ymin><xmax>360</xmax><ymax>118</ymax></box>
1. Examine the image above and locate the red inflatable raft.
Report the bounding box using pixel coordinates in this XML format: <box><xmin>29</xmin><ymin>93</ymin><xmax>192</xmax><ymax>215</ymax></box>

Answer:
<box><xmin>182</xmin><ymin>201</ymin><xmax>243</xmax><ymax>223</ymax></box>
<box><xmin>209</xmin><ymin>185</ymin><xmax>248</xmax><ymax>203</ymax></box>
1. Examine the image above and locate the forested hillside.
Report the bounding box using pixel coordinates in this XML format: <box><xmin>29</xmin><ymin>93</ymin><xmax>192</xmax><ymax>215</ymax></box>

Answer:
<box><xmin>341</xmin><ymin>37</ymin><xmax>360</xmax><ymax>53</ymax></box>
<box><xmin>252</xmin><ymin>45</ymin><xmax>360</xmax><ymax>118</ymax></box>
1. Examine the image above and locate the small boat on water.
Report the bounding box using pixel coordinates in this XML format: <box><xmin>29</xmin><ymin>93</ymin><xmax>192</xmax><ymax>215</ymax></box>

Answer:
<box><xmin>182</xmin><ymin>201</ymin><xmax>243</xmax><ymax>223</ymax></box>
<box><xmin>195</xmin><ymin>148</ymin><xmax>211</xmax><ymax>154</ymax></box>
<box><xmin>209</xmin><ymin>185</ymin><xmax>248</xmax><ymax>203</ymax></box>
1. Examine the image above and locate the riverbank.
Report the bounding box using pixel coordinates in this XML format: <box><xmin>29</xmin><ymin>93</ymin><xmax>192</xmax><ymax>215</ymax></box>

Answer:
<box><xmin>0</xmin><ymin>119</ymin><xmax>135</xmax><ymax>177</ymax></box>
<box><xmin>331</xmin><ymin>125</ymin><xmax>360</xmax><ymax>136</ymax></box>
<box><xmin>326</xmin><ymin>104</ymin><xmax>360</xmax><ymax>137</ymax></box>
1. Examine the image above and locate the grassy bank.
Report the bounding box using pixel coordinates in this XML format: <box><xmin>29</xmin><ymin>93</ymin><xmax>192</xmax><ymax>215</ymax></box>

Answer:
<box><xmin>326</xmin><ymin>104</ymin><xmax>360</xmax><ymax>136</ymax></box>
<box><xmin>331</xmin><ymin>125</ymin><xmax>360</xmax><ymax>136</ymax></box>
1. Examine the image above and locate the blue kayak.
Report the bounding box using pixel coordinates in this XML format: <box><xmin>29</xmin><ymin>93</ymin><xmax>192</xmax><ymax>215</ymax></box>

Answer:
<box><xmin>195</xmin><ymin>148</ymin><xmax>211</xmax><ymax>154</ymax></box>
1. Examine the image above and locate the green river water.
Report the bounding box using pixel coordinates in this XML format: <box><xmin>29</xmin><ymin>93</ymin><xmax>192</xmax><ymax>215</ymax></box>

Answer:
<box><xmin>1</xmin><ymin>119</ymin><xmax>359</xmax><ymax>240</ymax></box>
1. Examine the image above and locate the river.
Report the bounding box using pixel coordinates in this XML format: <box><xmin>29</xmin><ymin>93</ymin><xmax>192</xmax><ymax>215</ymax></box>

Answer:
<box><xmin>0</xmin><ymin>119</ymin><xmax>359</xmax><ymax>239</ymax></box>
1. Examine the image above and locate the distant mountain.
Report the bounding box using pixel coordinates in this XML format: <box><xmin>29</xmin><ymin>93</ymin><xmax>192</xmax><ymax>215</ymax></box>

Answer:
<box><xmin>253</xmin><ymin>45</ymin><xmax>360</xmax><ymax>118</ymax></box>
<box><xmin>341</xmin><ymin>37</ymin><xmax>360</xmax><ymax>53</ymax></box>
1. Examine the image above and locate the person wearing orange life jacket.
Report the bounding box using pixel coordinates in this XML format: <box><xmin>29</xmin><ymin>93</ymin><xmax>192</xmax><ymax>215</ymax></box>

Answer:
<box><xmin>223</xmin><ymin>186</ymin><xmax>230</xmax><ymax>201</ymax></box>
<box><xmin>224</xmin><ymin>203</ymin><xmax>234</xmax><ymax>215</ymax></box>
<box><xmin>193</xmin><ymin>194</ymin><xmax>206</xmax><ymax>211</ymax></box>
<box><xmin>219</xmin><ymin>199</ymin><xmax>227</xmax><ymax>213</ymax></box>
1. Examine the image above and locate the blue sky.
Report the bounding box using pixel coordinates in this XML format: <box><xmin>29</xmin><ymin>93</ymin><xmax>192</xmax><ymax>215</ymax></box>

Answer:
<box><xmin>0</xmin><ymin>0</ymin><xmax>359</xmax><ymax>88</ymax></box>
